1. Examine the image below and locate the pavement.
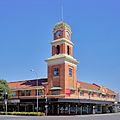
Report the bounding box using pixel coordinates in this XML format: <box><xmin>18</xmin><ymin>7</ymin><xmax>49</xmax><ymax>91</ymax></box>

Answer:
<box><xmin>0</xmin><ymin>113</ymin><xmax>120</xmax><ymax>120</ymax></box>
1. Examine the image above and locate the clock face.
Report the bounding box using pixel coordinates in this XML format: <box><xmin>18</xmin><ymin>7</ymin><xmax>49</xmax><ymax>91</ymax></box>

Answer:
<box><xmin>66</xmin><ymin>31</ymin><xmax>70</xmax><ymax>39</ymax></box>
<box><xmin>56</xmin><ymin>30</ymin><xmax>62</xmax><ymax>38</ymax></box>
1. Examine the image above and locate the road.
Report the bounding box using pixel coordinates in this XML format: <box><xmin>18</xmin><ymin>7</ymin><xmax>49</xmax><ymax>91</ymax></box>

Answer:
<box><xmin>0</xmin><ymin>113</ymin><xmax>120</xmax><ymax>120</ymax></box>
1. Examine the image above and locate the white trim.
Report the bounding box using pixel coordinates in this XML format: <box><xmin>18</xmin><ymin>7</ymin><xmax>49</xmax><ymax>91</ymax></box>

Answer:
<box><xmin>51</xmin><ymin>38</ymin><xmax>74</xmax><ymax>47</ymax></box>
<box><xmin>45</xmin><ymin>54</ymin><xmax>79</xmax><ymax>66</ymax></box>
<box><xmin>65</xmin><ymin>61</ymin><xmax>77</xmax><ymax>67</ymax></box>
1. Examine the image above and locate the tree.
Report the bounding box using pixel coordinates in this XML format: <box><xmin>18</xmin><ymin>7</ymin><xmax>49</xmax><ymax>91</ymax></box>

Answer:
<box><xmin>0</xmin><ymin>79</ymin><xmax>11</xmax><ymax>100</ymax></box>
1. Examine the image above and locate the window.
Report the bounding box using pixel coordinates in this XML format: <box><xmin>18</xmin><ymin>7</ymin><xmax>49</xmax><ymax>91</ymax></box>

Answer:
<box><xmin>91</xmin><ymin>92</ymin><xmax>94</xmax><ymax>97</ymax></box>
<box><xmin>80</xmin><ymin>91</ymin><xmax>84</xmax><ymax>96</ymax></box>
<box><xmin>88</xmin><ymin>91</ymin><xmax>94</xmax><ymax>97</ymax></box>
<box><xmin>56</xmin><ymin>45</ymin><xmax>60</xmax><ymax>54</ymax></box>
<box><xmin>21</xmin><ymin>90</ymin><xmax>25</xmax><ymax>96</ymax></box>
<box><xmin>97</xmin><ymin>93</ymin><xmax>101</xmax><ymax>97</ymax></box>
<box><xmin>12</xmin><ymin>91</ymin><xmax>16</xmax><ymax>96</ymax></box>
<box><xmin>102</xmin><ymin>94</ymin><xmax>106</xmax><ymax>98</ymax></box>
<box><xmin>26</xmin><ymin>90</ymin><xmax>31</xmax><ymax>96</ymax></box>
<box><xmin>54</xmin><ymin>68</ymin><xmax>59</xmax><ymax>76</ymax></box>
<box><xmin>69</xmin><ymin>68</ymin><xmax>72</xmax><ymax>77</ymax></box>
<box><xmin>36</xmin><ymin>89</ymin><xmax>42</xmax><ymax>96</ymax></box>
<box><xmin>67</xmin><ymin>46</ymin><xmax>70</xmax><ymax>55</ymax></box>
<box><xmin>88</xmin><ymin>91</ymin><xmax>91</xmax><ymax>96</ymax></box>
<box><xmin>52</xmin><ymin>90</ymin><xmax>60</xmax><ymax>95</ymax></box>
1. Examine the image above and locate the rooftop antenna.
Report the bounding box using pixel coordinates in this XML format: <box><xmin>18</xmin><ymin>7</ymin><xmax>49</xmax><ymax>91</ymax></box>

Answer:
<box><xmin>61</xmin><ymin>0</ymin><xmax>64</xmax><ymax>21</ymax></box>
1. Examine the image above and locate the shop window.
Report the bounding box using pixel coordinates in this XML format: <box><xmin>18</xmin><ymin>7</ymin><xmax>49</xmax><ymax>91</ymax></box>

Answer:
<box><xmin>26</xmin><ymin>90</ymin><xmax>31</xmax><ymax>96</ymax></box>
<box><xmin>69</xmin><ymin>68</ymin><xmax>72</xmax><ymax>77</ymax></box>
<box><xmin>67</xmin><ymin>46</ymin><xmax>70</xmax><ymax>55</ymax></box>
<box><xmin>54</xmin><ymin>68</ymin><xmax>59</xmax><ymax>76</ymax></box>
<box><xmin>21</xmin><ymin>90</ymin><xmax>25</xmax><ymax>96</ymax></box>
<box><xmin>56</xmin><ymin>45</ymin><xmax>60</xmax><ymax>54</ymax></box>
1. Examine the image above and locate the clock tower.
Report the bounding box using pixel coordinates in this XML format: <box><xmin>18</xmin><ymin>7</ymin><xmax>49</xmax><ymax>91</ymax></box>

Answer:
<box><xmin>46</xmin><ymin>21</ymin><xmax>79</xmax><ymax>97</ymax></box>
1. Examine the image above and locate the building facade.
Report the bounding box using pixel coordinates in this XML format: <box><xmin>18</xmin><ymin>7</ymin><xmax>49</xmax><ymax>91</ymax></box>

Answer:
<box><xmin>0</xmin><ymin>21</ymin><xmax>116</xmax><ymax>115</ymax></box>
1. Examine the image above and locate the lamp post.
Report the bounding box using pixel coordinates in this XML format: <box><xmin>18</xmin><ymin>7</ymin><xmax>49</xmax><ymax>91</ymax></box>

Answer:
<box><xmin>30</xmin><ymin>69</ymin><xmax>39</xmax><ymax>113</ymax></box>
<box><xmin>45</xmin><ymin>95</ymin><xmax>48</xmax><ymax>116</ymax></box>
<box><xmin>42</xmin><ymin>84</ymin><xmax>48</xmax><ymax>116</ymax></box>
<box><xmin>4</xmin><ymin>90</ymin><xmax>8</xmax><ymax>115</ymax></box>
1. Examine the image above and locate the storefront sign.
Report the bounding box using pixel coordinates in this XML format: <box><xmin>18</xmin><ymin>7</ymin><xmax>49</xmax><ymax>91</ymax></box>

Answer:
<box><xmin>66</xmin><ymin>89</ymin><xmax>70</xmax><ymax>96</ymax></box>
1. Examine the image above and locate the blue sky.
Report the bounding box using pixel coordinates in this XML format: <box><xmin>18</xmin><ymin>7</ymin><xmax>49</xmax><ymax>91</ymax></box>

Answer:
<box><xmin>0</xmin><ymin>0</ymin><xmax>120</xmax><ymax>93</ymax></box>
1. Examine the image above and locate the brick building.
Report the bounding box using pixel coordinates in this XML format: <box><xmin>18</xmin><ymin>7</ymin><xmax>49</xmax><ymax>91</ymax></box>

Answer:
<box><xmin>0</xmin><ymin>21</ymin><xmax>116</xmax><ymax>115</ymax></box>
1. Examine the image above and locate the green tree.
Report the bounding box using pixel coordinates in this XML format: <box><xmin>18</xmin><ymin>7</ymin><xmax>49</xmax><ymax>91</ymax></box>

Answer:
<box><xmin>0</xmin><ymin>79</ymin><xmax>11</xmax><ymax>100</ymax></box>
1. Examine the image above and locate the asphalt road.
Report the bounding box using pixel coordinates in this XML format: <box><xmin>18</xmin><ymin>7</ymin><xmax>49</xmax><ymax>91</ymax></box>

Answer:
<box><xmin>0</xmin><ymin>113</ymin><xmax>120</xmax><ymax>120</ymax></box>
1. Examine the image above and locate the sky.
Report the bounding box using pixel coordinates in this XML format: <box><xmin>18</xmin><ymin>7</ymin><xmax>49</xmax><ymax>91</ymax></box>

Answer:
<box><xmin>0</xmin><ymin>0</ymin><xmax>120</xmax><ymax>93</ymax></box>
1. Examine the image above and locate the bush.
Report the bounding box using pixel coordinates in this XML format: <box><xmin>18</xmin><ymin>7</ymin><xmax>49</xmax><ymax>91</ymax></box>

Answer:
<box><xmin>0</xmin><ymin>112</ymin><xmax>45</xmax><ymax>116</ymax></box>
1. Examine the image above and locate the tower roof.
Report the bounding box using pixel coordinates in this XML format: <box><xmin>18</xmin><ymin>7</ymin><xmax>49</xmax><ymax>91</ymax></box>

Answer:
<box><xmin>54</xmin><ymin>21</ymin><xmax>71</xmax><ymax>32</ymax></box>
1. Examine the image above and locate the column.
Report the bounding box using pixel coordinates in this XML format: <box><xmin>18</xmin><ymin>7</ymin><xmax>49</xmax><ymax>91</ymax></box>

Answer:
<box><xmin>87</xmin><ymin>105</ymin><xmax>89</xmax><ymax>114</ymax></box>
<box><xmin>80</xmin><ymin>106</ymin><xmax>82</xmax><ymax>115</ymax></box>
<box><xmin>57</xmin><ymin>104</ymin><xmax>59</xmax><ymax>115</ymax></box>
<box><xmin>17</xmin><ymin>104</ymin><xmax>19</xmax><ymax>112</ymax></box>
<box><xmin>32</xmin><ymin>104</ymin><xmax>34</xmax><ymax>112</ymax></box>
<box><xmin>69</xmin><ymin>104</ymin><xmax>70</xmax><ymax>114</ymax></box>
<box><xmin>100</xmin><ymin>105</ymin><xmax>102</xmax><ymax>113</ymax></box>
<box><xmin>25</xmin><ymin>105</ymin><xmax>26</xmax><ymax>112</ymax></box>
<box><xmin>76</xmin><ymin>104</ymin><xmax>78</xmax><ymax>114</ymax></box>
<box><xmin>52</xmin><ymin>105</ymin><xmax>54</xmax><ymax>114</ymax></box>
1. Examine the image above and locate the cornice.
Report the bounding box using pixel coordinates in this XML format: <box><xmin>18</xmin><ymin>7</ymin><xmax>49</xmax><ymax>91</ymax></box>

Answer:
<box><xmin>45</xmin><ymin>54</ymin><xmax>79</xmax><ymax>66</ymax></box>
<box><xmin>51</xmin><ymin>38</ymin><xmax>74</xmax><ymax>46</ymax></box>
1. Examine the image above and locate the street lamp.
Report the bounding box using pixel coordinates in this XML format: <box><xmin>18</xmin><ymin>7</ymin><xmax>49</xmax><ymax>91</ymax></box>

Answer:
<box><xmin>30</xmin><ymin>69</ymin><xmax>39</xmax><ymax>113</ymax></box>
<box><xmin>4</xmin><ymin>90</ymin><xmax>8</xmax><ymax>115</ymax></box>
<box><xmin>42</xmin><ymin>83</ymin><xmax>48</xmax><ymax>116</ymax></box>
<box><xmin>45</xmin><ymin>95</ymin><xmax>48</xmax><ymax>116</ymax></box>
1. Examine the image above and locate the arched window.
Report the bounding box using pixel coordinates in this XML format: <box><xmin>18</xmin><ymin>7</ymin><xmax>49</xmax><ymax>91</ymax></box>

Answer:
<box><xmin>56</xmin><ymin>45</ymin><xmax>60</xmax><ymax>54</ymax></box>
<box><xmin>67</xmin><ymin>46</ymin><xmax>70</xmax><ymax>55</ymax></box>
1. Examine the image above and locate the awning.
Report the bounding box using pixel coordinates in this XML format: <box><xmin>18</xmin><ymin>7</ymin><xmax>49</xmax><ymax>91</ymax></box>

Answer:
<box><xmin>50</xmin><ymin>87</ymin><xmax>62</xmax><ymax>90</ymax></box>
<box><xmin>57</xmin><ymin>98</ymin><xmax>114</xmax><ymax>105</ymax></box>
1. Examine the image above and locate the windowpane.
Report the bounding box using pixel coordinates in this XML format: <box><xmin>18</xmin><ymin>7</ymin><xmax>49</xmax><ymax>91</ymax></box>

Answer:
<box><xmin>69</xmin><ymin>68</ymin><xmax>72</xmax><ymax>77</ymax></box>
<box><xmin>80</xmin><ymin>91</ymin><xmax>84</xmax><ymax>96</ymax></box>
<box><xmin>88</xmin><ymin>91</ymin><xmax>91</xmax><ymax>95</ymax></box>
<box><xmin>97</xmin><ymin>93</ymin><xmax>101</xmax><ymax>97</ymax></box>
<box><xmin>26</xmin><ymin>90</ymin><xmax>31</xmax><ymax>96</ymax></box>
<box><xmin>12</xmin><ymin>91</ymin><xmax>16</xmax><ymax>96</ymax></box>
<box><xmin>21</xmin><ymin>90</ymin><xmax>25</xmax><ymax>96</ymax></box>
<box><xmin>54</xmin><ymin>68</ymin><xmax>59</xmax><ymax>76</ymax></box>
<box><xmin>36</xmin><ymin>89</ymin><xmax>42</xmax><ymax>96</ymax></box>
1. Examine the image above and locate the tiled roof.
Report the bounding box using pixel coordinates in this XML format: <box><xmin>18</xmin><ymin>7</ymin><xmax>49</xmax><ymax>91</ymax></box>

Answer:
<box><xmin>106</xmin><ymin>88</ymin><xmax>116</xmax><ymax>95</ymax></box>
<box><xmin>77</xmin><ymin>81</ymin><xmax>116</xmax><ymax>95</ymax></box>
<box><xmin>8</xmin><ymin>78</ymin><xmax>116</xmax><ymax>95</ymax></box>
<box><xmin>78</xmin><ymin>81</ymin><xmax>100</xmax><ymax>91</ymax></box>
<box><xmin>8</xmin><ymin>78</ymin><xmax>47</xmax><ymax>90</ymax></box>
